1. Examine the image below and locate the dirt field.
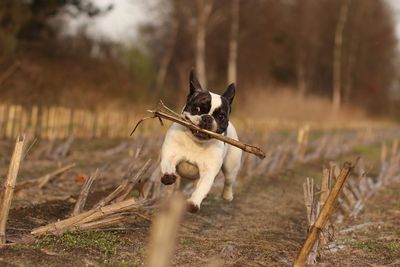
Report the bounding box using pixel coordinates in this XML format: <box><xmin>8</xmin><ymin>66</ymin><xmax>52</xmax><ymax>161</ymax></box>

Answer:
<box><xmin>0</xmin><ymin>130</ymin><xmax>399</xmax><ymax>267</ymax></box>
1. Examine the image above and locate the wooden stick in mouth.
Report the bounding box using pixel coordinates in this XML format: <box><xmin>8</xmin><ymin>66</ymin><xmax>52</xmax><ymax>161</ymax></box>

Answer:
<box><xmin>130</xmin><ymin>101</ymin><xmax>266</xmax><ymax>159</ymax></box>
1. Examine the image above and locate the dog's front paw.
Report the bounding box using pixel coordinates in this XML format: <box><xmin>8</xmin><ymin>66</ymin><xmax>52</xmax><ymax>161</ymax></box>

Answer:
<box><xmin>222</xmin><ymin>186</ymin><xmax>234</xmax><ymax>202</ymax></box>
<box><xmin>186</xmin><ymin>200</ymin><xmax>200</xmax><ymax>213</ymax></box>
<box><xmin>161</xmin><ymin>173</ymin><xmax>177</xmax><ymax>185</ymax></box>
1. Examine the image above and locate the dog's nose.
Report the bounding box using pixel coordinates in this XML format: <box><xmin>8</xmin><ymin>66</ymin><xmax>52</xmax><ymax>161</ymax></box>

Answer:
<box><xmin>199</xmin><ymin>115</ymin><xmax>213</xmax><ymax>130</ymax></box>
<box><xmin>202</xmin><ymin>115</ymin><xmax>213</xmax><ymax>124</ymax></box>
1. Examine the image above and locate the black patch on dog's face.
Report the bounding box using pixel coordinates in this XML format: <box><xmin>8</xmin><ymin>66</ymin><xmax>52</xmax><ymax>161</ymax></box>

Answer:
<box><xmin>183</xmin><ymin>91</ymin><xmax>213</xmax><ymax>140</ymax></box>
<box><xmin>212</xmin><ymin>96</ymin><xmax>230</xmax><ymax>134</ymax></box>
<box><xmin>183</xmin><ymin>91</ymin><xmax>211</xmax><ymax>116</ymax></box>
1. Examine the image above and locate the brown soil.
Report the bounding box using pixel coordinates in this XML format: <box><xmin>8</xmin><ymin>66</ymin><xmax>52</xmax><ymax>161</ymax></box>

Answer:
<box><xmin>0</xmin><ymin>139</ymin><xmax>399</xmax><ymax>267</ymax></box>
<box><xmin>322</xmin><ymin>182</ymin><xmax>400</xmax><ymax>266</ymax></box>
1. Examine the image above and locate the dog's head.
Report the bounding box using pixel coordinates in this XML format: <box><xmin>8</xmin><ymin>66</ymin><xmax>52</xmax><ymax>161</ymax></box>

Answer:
<box><xmin>182</xmin><ymin>70</ymin><xmax>235</xmax><ymax>140</ymax></box>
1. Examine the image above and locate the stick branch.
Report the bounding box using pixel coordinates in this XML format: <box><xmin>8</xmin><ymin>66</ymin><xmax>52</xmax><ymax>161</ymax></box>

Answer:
<box><xmin>131</xmin><ymin>101</ymin><xmax>265</xmax><ymax>159</ymax></box>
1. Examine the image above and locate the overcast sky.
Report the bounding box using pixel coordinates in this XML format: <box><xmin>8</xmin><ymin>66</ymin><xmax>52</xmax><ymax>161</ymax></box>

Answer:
<box><xmin>387</xmin><ymin>0</ymin><xmax>400</xmax><ymax>39</ymax></box>
<box><xmin>65</xmin><ymin>0</ymin><xmax>149</xmax><ymax>43</ymax></box>
<box><xmin>66</xmin><ymin>0</ymin><xmax>400</xmax><ymax>44</ymax></box>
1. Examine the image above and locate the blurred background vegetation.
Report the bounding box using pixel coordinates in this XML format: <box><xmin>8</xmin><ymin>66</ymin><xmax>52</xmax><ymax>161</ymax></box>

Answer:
<box><xmin>0</xmin><ymin>0</ymin><xmax>399</xmax><ymax>121</ymax></box>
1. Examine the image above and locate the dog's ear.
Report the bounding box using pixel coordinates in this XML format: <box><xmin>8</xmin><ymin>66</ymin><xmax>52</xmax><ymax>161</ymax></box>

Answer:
<box><xmin>189</xmin><ymin>70</ymin><xmax>203</xmax><ymax>95</ymax></box>
<box><xmin>223</xmin><ymin>83</ymin><xmax>235</xmax><ymax>105</ymax></box>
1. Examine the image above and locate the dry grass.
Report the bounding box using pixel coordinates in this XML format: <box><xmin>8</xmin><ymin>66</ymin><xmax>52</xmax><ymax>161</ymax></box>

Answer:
<box><xmin>0</xmin><ymin>125</ymin><xmax>399</xmax><ymax>266</ymax></box>
<box><xmin>237</xmin><ymin>88</ymin><xmax>368</xmax><ymax>122</ymax></box>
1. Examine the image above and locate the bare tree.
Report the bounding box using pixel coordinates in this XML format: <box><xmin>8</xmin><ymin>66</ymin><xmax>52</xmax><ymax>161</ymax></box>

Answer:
<box><xmin>332</xmin><ymin>0</ymin><xmax>351</xmax><ymax>111</ymax></box>
<box><xmin>227</xmin><ymin>0</ymin><xmax>240</xmax><ymax>85</ymax></box>
<box><xmin>294</xmin><ymin>0</ymin><xmax>321</xmax><ymax>104</ymax></box>
<box><xmin>295</xmin><ymin>1</ymin><xmax>309</xmax><ymax>103</ymax></box>
<box><xmin>343</xmin><ymin>31</ymin><xmax>357</xmax><ymax>104</ymax></box>
<box><xmin>155</xmin><ymin>2</ymin><xmax>180</xmax><ymax>92</ymax></box>
<box><xmin>195</xmin><ymin>0</ymin><xmax>213</xmax><ymax>88</ymax></box>
<box><xmin>343</xmin><ymin>0</ymin><xmax>365</xmax><ymax>104</ymax></box>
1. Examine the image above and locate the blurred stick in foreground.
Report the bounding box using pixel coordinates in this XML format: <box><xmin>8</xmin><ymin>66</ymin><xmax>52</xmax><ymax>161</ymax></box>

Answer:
<box><xmin>146</xmin><ymin>193</ymin><xmax>186</xmax><ymax>267</ymax></box>
<box><xmin>131</xmin><ymin>101</ymin><xmax>266</xmax><ymax>159</ymax></box>
<box><xmin>0</xmin><ymin>136</ymin><xmax>25</xmax><ymax>244</ymax></box>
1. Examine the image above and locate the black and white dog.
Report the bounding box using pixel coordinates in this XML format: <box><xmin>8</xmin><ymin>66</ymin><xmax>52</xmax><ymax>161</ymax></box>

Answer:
<box><xmin>160</xmin><ymin>71</ymin><xmax>242</xmax><ymax>212</ymax></box>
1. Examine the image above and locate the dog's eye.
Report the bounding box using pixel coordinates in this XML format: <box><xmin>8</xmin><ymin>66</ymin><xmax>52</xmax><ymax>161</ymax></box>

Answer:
<box><xmin>218</xmin><ymin>113</ymin><xmax>225</xmax><ymax>120</ymax></box>
<box><xmin>192</xmin><ymin>106</ymin><xmax>201</xmax><ymax>114</ymax></box>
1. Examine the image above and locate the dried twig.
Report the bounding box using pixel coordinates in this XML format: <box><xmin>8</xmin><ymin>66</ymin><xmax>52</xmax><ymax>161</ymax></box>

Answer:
<box><xmin>0</xmin><ymin>136</ymin><xmax>25</xmax><ymax>244</ymax></box>
<box><xmin>31</xmin><ymin>158</ymin><xmax>155</xmax><ymax>236</ymax></box>
<box><xmin>72</xmin><ymin>169</ymin><xmax>100</xmax><ymax>216</ymax></box>
<box><xmin>75</xmin><ymin>214</ymin><xmax>135</xmax><ymax>232</ymax></box>
<box><xmin>115</xmin><ymin>159</ymin><xmax>152</xmax><ymax>202</ymax></box>
<box><xmin>37</xmin><ymin>163</ymin><xmax>76</xmax><ymax>189</ymax></box>
<box><xmin>339</xmin><ymin>221</ymin><xmax>383</xmax><ymax>234</ymax></box>
<box><xmin>303</xmin><ymin>177</ymin><xmax>314</xmax><ymax>226</ymax></box>
<box><xmin>93</xmin><ymin>159</ymin><xmax>152</xmax><ymax>209</ymax></box>
<box><xmin>31</xmin><ymin>198</ymin><xmax>137</xmax><ymax>235</ymax></box>
<box><xmin>131</xmin><ymin>101</ymin><xmax>266</xmax><ymax>159</ymax></box>
<box><xmin>51</xmin><ymin>136</ymin><xmax>74</xmax><ymax>159</ymax></box>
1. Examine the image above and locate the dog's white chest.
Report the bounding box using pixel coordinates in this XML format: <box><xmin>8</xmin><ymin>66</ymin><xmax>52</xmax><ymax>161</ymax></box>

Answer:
<box><xmin>164</xmin><ymin>123</ymin><xmax>226</xmax><ymax>161</ymax></box>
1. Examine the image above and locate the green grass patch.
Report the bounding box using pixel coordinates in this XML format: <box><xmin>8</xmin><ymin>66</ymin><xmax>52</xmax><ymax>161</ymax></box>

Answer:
<box><xmin>179</xmin><ymin>238</ymin><xmax>192</xmax><ymax>246</ymax></box>
<box><xmin>352</xmin><ymin>145</ymin><xmax>380</xmax><ymax>159</ymax></box>
<box><xmin>34</xmin><ymin>231</ymin><xmax>121</xmax><ymax>255</ymax></box>
<box><xmin>347</xmin><ymin>239</ymin><xmax>400</xmax><ymax>257</ymax></box>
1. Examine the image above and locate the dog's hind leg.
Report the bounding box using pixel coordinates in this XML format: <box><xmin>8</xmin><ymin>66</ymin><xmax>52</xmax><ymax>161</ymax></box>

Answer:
<box><xmin>221</xmin><ymin>146</ymin><xmax>242</xmax><ymax>201</ymax></box>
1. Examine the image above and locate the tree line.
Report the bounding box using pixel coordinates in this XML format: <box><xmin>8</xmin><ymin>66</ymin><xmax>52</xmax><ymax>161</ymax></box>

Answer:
<box><xmin>142</xmin><ymin>0</ymin><xmax>397</xmax><ymax>114</ymax></box>
<box><xmin>0</xmin><ymin>0</ymin><xmax>398</xmax><ymax>116</ymax></box>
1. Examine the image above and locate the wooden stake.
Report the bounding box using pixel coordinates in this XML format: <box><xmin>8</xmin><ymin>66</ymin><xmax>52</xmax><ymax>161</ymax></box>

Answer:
<box><xmin>294</xmin><ymin>162</ymin><xmax>354</xmax><ymax>267</ymax></box>
<box><xmin>0</xmin><ymin>104</ymin><xmax>6</xmax><ymax>139</ymax></box>
<box><xmin>381</xmin><ymin>142</ymin><xmax>387</xmax><ymax>165</ymax></box>
<box><xmin>320</xmin><ymin>166</ymin><xmax>330</xmax><ymax>205</ymax></box>
<box><xmin>303</xmin><ymin>177</ymin><xmax>314</xmax><ymax>225</ymax></box>
<box><xmin>0</xmin><ymin>136</ymin><xmax>25</xmax><ymax>244</ymax></box>
<box><xmin>5</xmin><ymin>105</ymin><xmax>16</xmax><ymax>139</ymax></box>
<box><xmin>391</xmin><ymin>139</ymin><xmax>398</xmax><ymax>157</ymax></box>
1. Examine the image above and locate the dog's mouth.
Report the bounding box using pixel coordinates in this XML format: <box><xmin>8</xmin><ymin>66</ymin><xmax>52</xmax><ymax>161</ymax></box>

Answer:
<box><xmin>184</xmin><ymin>115</ymin><xmax>212</xmax><ymax>140</ymax></box>
<box><xmin>190</xmin><ymin>129</ymin><xmax>211</xmax><ymax>140</ymax></box>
